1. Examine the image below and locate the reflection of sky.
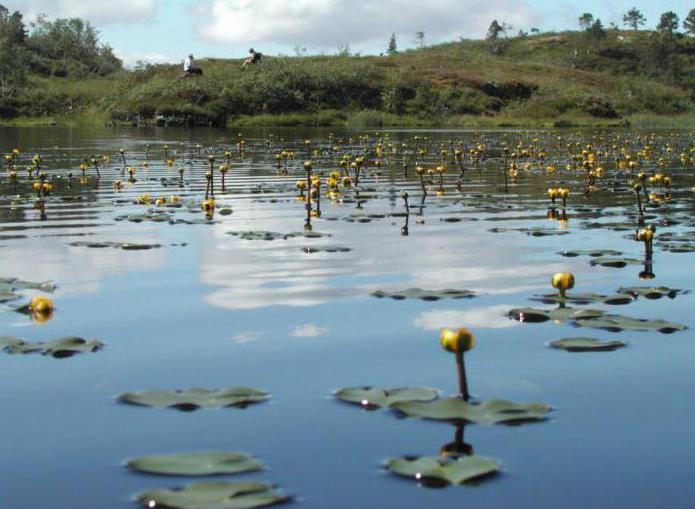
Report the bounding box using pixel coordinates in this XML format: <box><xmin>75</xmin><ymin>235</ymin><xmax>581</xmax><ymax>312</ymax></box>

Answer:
<box><xmin>1</xmin><ymin>234</ymin><xmax>167</xmax><ymax>298</ymax></box>
<box><xmin>200</xmin><ymin>198</ymin><xmax>568</xmax><ymax>310</ymax></box>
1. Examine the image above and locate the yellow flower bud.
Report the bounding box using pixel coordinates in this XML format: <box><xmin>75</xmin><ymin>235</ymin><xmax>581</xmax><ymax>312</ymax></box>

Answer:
<box><xmin>440</xmin><ymin>328</ymin><xmax>475</xmax><ymax>354</ymax></box>
<box><xmin>551</xmin><ymin>272</ymin><xmax>575</xmax><ymax>293</ymax></box>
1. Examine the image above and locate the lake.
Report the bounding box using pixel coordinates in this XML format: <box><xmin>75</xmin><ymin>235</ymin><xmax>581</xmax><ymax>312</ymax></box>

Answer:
<box><xmin>1</xmin><ymin>126</ymin><xmax>694</xmax><ymax>509</ymax></box>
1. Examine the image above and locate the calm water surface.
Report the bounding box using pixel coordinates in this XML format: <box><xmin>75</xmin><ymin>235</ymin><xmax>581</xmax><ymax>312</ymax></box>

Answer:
<box><xmin>1</xmin><ymin>126</ymin><xmax>694</xmax><ymax>509</ymax></box>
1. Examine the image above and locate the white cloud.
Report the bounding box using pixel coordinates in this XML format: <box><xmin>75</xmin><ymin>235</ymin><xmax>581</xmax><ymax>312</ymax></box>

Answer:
<box><xmin>115</xmin><ymin>51</ymin><xmax>171</xmax><ymax>68</ymax></box>
<box><xmin>413</xmin><ymin>305</ymin><xmax>520</xmax><ymax>331</ymax></box>
<box><xmin>291</xmin><ymin>324</ymin><xmax>328</xmax><ymax>338</ymax></box>
<box><xmin>196</xmin><ymin>0</ymin><xmax>538</xmax><ymax>48</ymax></box>
<box><xmin>12</xmin><ymin>0</ymin><xmax>157</xmax><ymax>24</ymax></box>
<box><xmin>233</xmin><ymin>331</ymin><xmax>264</xmax><ymax>343</ymax></box>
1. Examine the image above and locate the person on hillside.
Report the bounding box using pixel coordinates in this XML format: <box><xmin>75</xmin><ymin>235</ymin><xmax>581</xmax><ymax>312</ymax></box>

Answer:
<box><xmin>242</xmin><ymin>48</ymin><xmax>262</xmax><ymax>67</ymax></box>
<box><xmin>183</xmin><ymin>54</ymin><xmax>203</xmax><ymax>76</ymax></box>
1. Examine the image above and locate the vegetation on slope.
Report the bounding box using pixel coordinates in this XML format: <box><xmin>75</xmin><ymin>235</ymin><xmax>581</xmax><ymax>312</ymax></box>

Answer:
<box><xmin>1</xmin><ymin>3</ymin><xmax>694</xmax><ymax>127</ymax></box>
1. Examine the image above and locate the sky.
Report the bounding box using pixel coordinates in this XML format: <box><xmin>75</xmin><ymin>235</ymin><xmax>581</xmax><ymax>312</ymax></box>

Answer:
<box><xmin>6</xmin><ymin>0</ymin><xmax>693</xmax><ymax>66</ymax></box>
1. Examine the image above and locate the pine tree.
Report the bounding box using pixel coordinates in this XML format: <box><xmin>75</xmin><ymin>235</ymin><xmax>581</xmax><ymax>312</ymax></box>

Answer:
<box><xmin>622</xmin><ymin>7</ymin><xmax>646</xmax><ymax>30</ymax></box>
<box><xmin>387</xmin><ymin>33</ymin><xmax>398</xmax><ymax>56</ymax></box>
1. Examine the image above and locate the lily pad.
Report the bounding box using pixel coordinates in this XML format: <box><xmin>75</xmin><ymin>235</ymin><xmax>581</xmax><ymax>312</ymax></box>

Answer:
<box><xmin>386</xmin><ymin>455</ymin><xmax>500</xmax><ymax>485</ymax></box>
<box><xmin>371</xmin><ymin>288</ymin><xmax>476</xmax><ymax>301</ymax></box>
<box><xmin>302</xmin><ymin>245</ymin><xmax>352</xmax><ymax>254</ymax></box>
<box><xmin>653</xmin><ymin>229</ymin><xmax>692</xmax><ymax>251</ymax></box>
<box><xmin>574</xmin><ymin>314</ymin><xmax>687</xmax><ymax>334</ymax></box>
<box><xmin>334</xmin><ymin>386</ymin><xmax>439</xmax><ymax>409</ymax></box>
<box><xmin>0</xmin><ymin>277</ymin><xmax>55</xmax><ymax>302</ymax></box>
<box><xmin>531</xmin><ymin>293</ymin><xmax>634</xmax><ymax>306</ymax></box>
<box><xmin>136</xmin><ymin>481</ymin><xmax>289</xmax><ymax>509</ymax></box>
<box><xmin>508</xmin><ymin>307</ymin><xmax>605</xmax><ymax>323</ymax></box>
<box><xmin>0</xmin><ymin>336</ymin><xmax>103</xmax><ymax>358</ymax></box>
<box><xmin>589</xmin><ymin>257</ymin><xmax>642</xmax><ymax>268</ymax></box>
<box><xmin>391</xmin><ymin>398</ymin><xmax>551</xmax><ymax>424</ymax></box>
<box><xmin>550</xmin><ymin>337</ymin><xmax>628</xmax><ymax>352</ymax></box>
<box><xmin>69</xmin><ymin>241</ymin><xmax>161</xmax><ymax>250</ymax></box>
<box><xmin>617</xmin><ymin>286</ymin><xmax>687</xmax><ymax>300</ymax></box>
<box><xmin>127</xmin><ymin>452</ymin><xmax>264</xmax><ymax>476</ymax></box>
<box><xmin>559</xmin><ymin>249</ymin><xmax>623</xmax><ymax>258</ymax></box>
<box><xmin>228</xmin><ymin>230</ymin><xmax>329</xmax><ymax>241</ymax></box>
<box><xmin>118</xmin><ymin>387</ymin><xmax>270</xmax><ymax>411</ymax></box>
<box><xmin>489</xmin><ymin>227</ymin><xmax>569</xmax><ymax>237</ymax></box>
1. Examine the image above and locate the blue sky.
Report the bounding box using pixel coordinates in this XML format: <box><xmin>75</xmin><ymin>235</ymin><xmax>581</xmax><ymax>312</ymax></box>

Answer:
<box><xmin>7</xmin><ymin>0</ymin><xmax>693</xmax><ymax>66</ymax></box>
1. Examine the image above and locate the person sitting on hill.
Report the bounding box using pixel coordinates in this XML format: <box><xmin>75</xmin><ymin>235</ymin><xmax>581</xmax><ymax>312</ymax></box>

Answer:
<box><xmin>242</xmin><ymin>48</ymin><xmax>262</xmax><ymax>67</ymax></box>
<box><xmin>183</xmin><ymin>54</ymin><xmax>203</xmax><ymax>76</ymax></box>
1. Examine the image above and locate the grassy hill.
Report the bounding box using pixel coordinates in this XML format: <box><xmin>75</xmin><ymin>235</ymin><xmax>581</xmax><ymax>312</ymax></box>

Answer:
<box><xmin>5</xmin><ymin>29</ymin><xmax>695</xmax><ymax>128</ymax></box>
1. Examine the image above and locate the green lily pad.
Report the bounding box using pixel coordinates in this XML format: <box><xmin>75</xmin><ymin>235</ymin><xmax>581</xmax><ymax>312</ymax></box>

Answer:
<box><xmin>69</xmin><ymin>241</ymin><xmax>161</xmax><ymax>250</ymax></box>
<box><xmin>136</xmin><ymin>481</ymin><xmax>289</xmax><ymax>509</ymax></box>
<box><xmin>302</xmin><ymin>245</ymin><xmax>352</xmax><ymax>254</ymax></box>
<box><xmin>532</xmin><ymin>293</ymin><xmax>635</xmax><ymax>306</ymax></box>
<box><xmin>228</xmin><ymin>230</ymin><xmax>329</xmax><ymax>241</ymax></box>
<box><xmin>392</xmin><ymin>398</ymin><xmax>551</xmax><ymax>424</ymax></box>
<box><xmin>559</xmin><ymin>249</ymin><xmax>623</xmax><ymax>258</ymax></box>
<box><xmin>371</xmin><ymin>288</ymin><xmax>476</xmax><ymax>301</ymax></box>
<box><xmin>550</xmin><ymin>337</ymin><xmax>628</xmax><ymax>352</ymax></box>
<box><xmin>656</xmin><ymin>231</ymin><xmax>695</xmax><ymax>253</ymax></box>
<box><xmin>508</xmin><ymin>307</ymin><xmax>605</xmax><ymax>323</ymax></box>
<box><xmin>0</xmin><ymin>336</ymin><xmax>103</xmax><ymax>358</ymax></box>
<box><xmin>127</xmin><ymin>452</ymin><xmax>264</xmax><ymax>476</ymax></box>
<box><xmin>334</xmin><ymin>386</ymin><xmax>439</xmax><ymax>409</ymax></box>
<box><xmin>118</xmin><ymin>387</ymin><xmax>270</xmax><ymax>411</ymax></box>
<box><xmin>489</xmin><ymin>227</ymin><xmax>569</xmax><ymax>237</ymax></box>
<box><xmin>386</xmin><ymin>455</ymin><xmax>500</xmax><ymax>485</ymax></box>
<box><xmin>657</xmin><ymin>241</ymin><xmax>695</xmax><ymax>253</ymax></box>
<box><xmin>0</xmin><ymin>277</ymin><xmax>55</xmax><ymax>302</ymax></box>
<box><xmin>617</xmin><ymin>286</ymin><xmax>687</xmax><ymax>300</ymax></box>
<box><xmin>589</xmin><ymin>257</ymin><xmax>642</xmax><ymax>268</ymax></box>
<box><xmin>574</xmin><ymin>314</ymin><xmax>687</xmax><ymax>334</ymax></box>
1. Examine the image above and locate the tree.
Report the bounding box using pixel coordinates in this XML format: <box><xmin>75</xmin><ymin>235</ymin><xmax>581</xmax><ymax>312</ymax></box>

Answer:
<box><xmin>0</xmin><ymin>4</ymin><xmax>28</xmax><ymax>98</ymax></box>
<box><xmin>486</xmin><ymin>20</ymin><xmax>505</xmax><ymax>54</ymax></box>
<box><xmin>487</xmin><ymin>20</ymin><xmax>503</xmax><ymax>40</ymax></box>
<box><xmin>623</xmin><ymin>7</ymin><xmax>646</xmax><ymax>30</ymax></box>
<box><xmin>387</xmin><ymin>33</ymin><xmax>397</xmax><ymax>55</ymax></box>
<box><xmin>415</xmin><ymin>31</ymin><xmax>425</xmax><ymax>48</ymax></box>
<box><xmin>336</xmin><ymin>42</ymin><xmax>350</xmax><ymax>56</ymax></box>
<box><xmin>578</xmin><ymin>13</ymin><xmax>594</xmax><ymax>30</ymax></box>
<box><xmin>683</xmin><ymin>8</ymin><xmax>695</xmax><ymax>35</ymax></box>
<box><xmin>589</xmin><ymin>19</ymin><xmax>607</xmax><ymax>50</ymax></box>
<box><xmin>656</xmin><ymin>11</ymin><xmax>679</xmax><ymax>36</ymax></box>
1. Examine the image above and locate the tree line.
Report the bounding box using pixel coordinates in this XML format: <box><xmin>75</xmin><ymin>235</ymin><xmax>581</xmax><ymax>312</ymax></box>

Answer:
<box><xmin>0</xmin><ymin>4</ymin><xmax>122</xmax><ymax>99</ymax></box>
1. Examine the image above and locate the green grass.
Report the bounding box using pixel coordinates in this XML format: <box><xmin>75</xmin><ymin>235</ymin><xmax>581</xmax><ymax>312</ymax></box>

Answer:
<box><xmin>3</xmin><ymin>30</ymin><xmax>694</xmax><ymax>127</ymax></box>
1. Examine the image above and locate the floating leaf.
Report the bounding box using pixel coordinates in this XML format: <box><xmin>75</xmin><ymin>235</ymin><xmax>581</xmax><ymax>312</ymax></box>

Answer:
<box><xmin>371</xmin><ymin>288</ymin><xmax>476</xmax><ymax>301</ymax></box>
<box><xmin>0</xmin><ymin>277</ymin><xmax>55</xmax><ymax>302</ymax></box>
<box><xmin>334</xmin><ymin>387</ymin><xmax>438</xmax><ymax>409</ymax></box>
<box><xmin>392</xmin><ymin>398</ymin><xmax>551</xmax><ymax>424</ymax></box>
<box><xmin>508</xmin><ymin>307</ymin><xmax>605</xmax><ymax>323</ymax></box>
<box><xmin>127</xmin><ymin>452</ymin><xmax>263</xmax><ymax>476</ymax></box>
<box><xmin>69</xmin><ymin>241</ymin><xmax>161</xmax><ymax>250</ymax></box>
<box><xmin>489</xmin><ymin>227</ymin><xmax>569</xmax><ymax>236</ymax></box>
<box><xmin>228</xmin><ymin>230</ymin><xmax>329</xmax><ymax>241</ymax></box>
<box><xmin>386</xmin><ymin>455</ymin><xmax>500</xmax><ymax>485</ymax></box>
<box><xmin>118</xmin><ymin>387</ymin><xmax>270</xmax><ymax>411</ymax></box>
<box><xmin>1</xmin><ymin>336</ymin><xmax>103</xmax><ymax>358</ymax></box>
<box><xmin>617</xmin><ymin>286</ymin><xmax>687</xmax><ymax>300</ymax></box>
<box><xmin>136</xmin><ymin>481</ymin><xmax>289</xmax><ymax>509</ymax></box>
<box><xmin>574</xmin><ymin>314</ymin><xmax>687</xmax><ymax>334</ymax></box>
<box><xmin>559</xmin><ymin>249</ymin><xmax>623</xmax><ymax>258</ymax></box>
<box><xmin>302</xmin><ymin>245</ymin><xmax>352</xmax><ymax>254</ymax></box>
<box><xmin>589</xmin><ymin>257</ymin><xmax>642</xmax><ymax>268</ymax></box>
<box><xmin>550</xmin><ymin>337</ymin><xmax>628</xmax><ymax>352</ymax></box>
<box><xmin>530</xmin><ymin>293</ymin><xmax>633</xmax><ymax>306</ymax></box>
